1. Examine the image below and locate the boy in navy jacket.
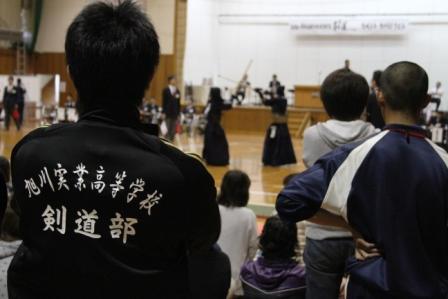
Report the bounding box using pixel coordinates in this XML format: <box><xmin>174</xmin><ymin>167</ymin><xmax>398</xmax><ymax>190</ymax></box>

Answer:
<box><xmin>277</xmin><ymin>61</ymin><xmax>448</xmax><ymax>299</ymax></box>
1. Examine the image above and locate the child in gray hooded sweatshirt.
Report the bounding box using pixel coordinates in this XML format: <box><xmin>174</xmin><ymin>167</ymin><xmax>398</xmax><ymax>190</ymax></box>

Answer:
<box><xmin>301</xmin><ymin>69</ymin><xmax>377</xmax><ymax>299</ymax></box>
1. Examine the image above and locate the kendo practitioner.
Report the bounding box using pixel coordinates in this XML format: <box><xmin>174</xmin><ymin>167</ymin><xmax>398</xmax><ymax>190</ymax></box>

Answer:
<box><xmin>8</xmin><ymin>2</ymin><xmax>220</xmax><ymax>298</ymax></box>
<box><xmin>202</xmin><ymin>87</ymin><xmax>232</xmax><ymax>166</ymax></box>
<box><xmin>257</xmin><ymin>86</ymin><xmax>296</xmax><ymax>166</ymax></box>
<box><xmin>2</xmin><ymin>76</ymin><xmax>20</xmax><ymax>131</ymax></box>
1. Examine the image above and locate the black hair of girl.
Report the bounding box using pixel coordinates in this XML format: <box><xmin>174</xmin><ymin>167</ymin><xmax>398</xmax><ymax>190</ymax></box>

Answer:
<box><xmin>259</xmin><ymin>215</ymin><xmax>299</xmax><ymax>260</ymax></box>
<box><xmin>217</xmin><ymin>170</ymin><xmax>251</xmax><ymax>207</ymax></box>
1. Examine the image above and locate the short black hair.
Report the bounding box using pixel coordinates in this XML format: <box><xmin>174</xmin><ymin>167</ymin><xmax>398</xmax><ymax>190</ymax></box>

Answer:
<box><xmin>380</xmin><ymin>61</ymin><xmax>428</xmax><ymax>115</ymax></box>
<box><xmin>217</xmin><ymin>170</ymin><xmax>251</xmax><ymax>208</ymax></box>
<box><xmin>320</xmin><ymin>69</ymin><xmax>369</xmax><ymax>121</ymax></box>
<box><xmin>65</xmin><ymin>0</ymin><xmax>160</xmax><ymax>110</ymax></box>
<box><xmin>259</xmin><ymin>216</ymin><xmax>298</xmax><ymax>260</ymax></box>
<box><xmin>372</xmin><ymin>70</ymin><xmax>382</xmax><ymax>86</ymax></box>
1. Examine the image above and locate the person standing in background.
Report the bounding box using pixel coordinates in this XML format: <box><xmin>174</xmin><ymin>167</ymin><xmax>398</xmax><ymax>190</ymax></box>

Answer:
<box><xmin>2</xmin><ymin>76</ymin><xmax>19</xmax><ymax>131</ymax></box>
<box><xmin>366</xmin><ymin>70</ymin><xmax>385</xmax><ymax>129</ymax></box>
<box><xmin>344</xmin><ymin>59</ymin><xmax>351</xmax><ymax>71</ymax></box>
<box><xmin>15</xmin><ymin>78</ymin><xmax>26</xmax><ymax>129</ymax></box>
<box><xmin>162</xmin><ymin>75</ymin><xmax>181</xmax><ymax>141</ymax></box>
<box><xmin>429</xmin><ymin>81</ymin><xmax>444</xmax><ymax>111</ymax></box>
<box><xmin>269</xmin><ymin>74</ymin><xmax>282</xmax><ymax>98</ymax></box>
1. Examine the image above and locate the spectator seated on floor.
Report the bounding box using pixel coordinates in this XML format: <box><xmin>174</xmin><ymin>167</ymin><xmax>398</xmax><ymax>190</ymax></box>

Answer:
<box><xmin>0</xmin><ymin>157</ymin><xmax>21</xmax><ymax>298</ymax></box>
<box><xmin>188</xmin><ymin>243</ymin><xmax>231</xmax><ymax>299</ymax></box>
<box><xmin>240</xmin><ymin>215</ymin><xmax>306</xmax><ymax>299</ymax></box>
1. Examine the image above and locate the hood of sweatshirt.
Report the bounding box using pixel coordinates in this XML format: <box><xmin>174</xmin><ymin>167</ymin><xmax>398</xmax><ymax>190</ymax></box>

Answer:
<box><xmin>240</xmin><ymin>257</ymin><xmax>306</xmax><ymax>291</ymax></box>
<box><xmin>316</xmin><ymin>119</ymin><xmax>377</xmax><ymax>149</ymax></box>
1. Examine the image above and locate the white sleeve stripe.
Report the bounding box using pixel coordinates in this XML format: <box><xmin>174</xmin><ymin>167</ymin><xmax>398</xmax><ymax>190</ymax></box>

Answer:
<box><xmin>321</xmin><ymin>131</ymin><xmax>389</xmax><ymax>221</ymax></box>
<box><xmin>424</xmin><ymin>138</ymin><xmax>448</xmax><ymax>168</ymax></box>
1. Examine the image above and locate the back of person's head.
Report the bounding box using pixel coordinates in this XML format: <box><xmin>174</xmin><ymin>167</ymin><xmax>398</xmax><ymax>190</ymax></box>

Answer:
<box><xmin>321</xmin><ymin>69</ymin><xmax>369</xmax><ymax>121</ymax></box>
<box><xmin>65</xmin><ymin>0</ymin><xmax>160</xmax><ymax>111</ymax></box>
<box><xmin>0</xmin><ymin>157</ymin><xmax>10</xmax><ymax>183</ymax></box>
<box><xmin>372</xmin><ymin>70</ymin><xmax>382</xmax><ymax>86</ymax></box>
<box><xmin>379</xmin><ymin>61</ymin><xmax>428</xmax><ymax>116</ymax></box>
<box><xmin>260</xmin><ymin>216</ymin><xmax>298</xmax><ymax>260</ymax></box>
<box><xmin>210</xmin><ymin>87</ymin><xmax>222</xmax><ymax>102</ymax></box>
<box><xmin>217</xmin><ymin>170</ymin><xmax>251</xmax><ymax>207</ymax></box>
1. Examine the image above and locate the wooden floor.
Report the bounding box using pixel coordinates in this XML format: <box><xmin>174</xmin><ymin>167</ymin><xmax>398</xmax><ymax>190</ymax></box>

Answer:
<box><xmin>0</xmin><ymin>121</ymin><xmax>306</xmax><ymax>207</ymax></box>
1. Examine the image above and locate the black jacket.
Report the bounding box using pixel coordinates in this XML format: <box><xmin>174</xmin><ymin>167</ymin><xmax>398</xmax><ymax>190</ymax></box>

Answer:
<box><xmin>3</xmin><ymin>86</ymin><xmax>17</xmax><ymax>106</ymax></box>
<box><xmin>162</xmin><ymin>86</ymin><xmax>181</xmax><ymax>118</ymax></box>
<box><xmin>8</xmin><ymin>108</ymin><xmax>220</xmax><ymax>298</ymax></box>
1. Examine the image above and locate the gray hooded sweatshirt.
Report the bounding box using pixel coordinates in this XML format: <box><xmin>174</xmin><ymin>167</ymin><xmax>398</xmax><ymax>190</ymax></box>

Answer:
<box><xmin>302</xmin><ymin>119</ymin><xmax>378</xmax><ymax>240</ymax></box>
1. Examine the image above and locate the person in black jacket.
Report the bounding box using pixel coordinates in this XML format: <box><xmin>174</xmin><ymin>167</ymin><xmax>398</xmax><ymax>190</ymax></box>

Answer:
<box><xmin>366</xmin><ymin>70</ymin><xmax>385</xmax><ymax>129</ymax></box>
<box><xmin>162</xmin><ymin>75</ymin><xmax>181</xmax><ymax>141</ymax></box>
<box><xmin>15</xmin><ymin>78</ymin><xmax>26</xmax><ymax>128</ymax></box>
<box><xmin>202</xmin><ymin>87</ymin><xmax>232</xmax><ymax>166</ymax></box>
<box><xmin>2</xmin><ymin>76</ymin><xmax>19</xmax><ymax>131</ymax></box>
<box><xmin>8</xmin><ymin>2</ymin><xmax>220</xmax><ymax>298</ymax></box>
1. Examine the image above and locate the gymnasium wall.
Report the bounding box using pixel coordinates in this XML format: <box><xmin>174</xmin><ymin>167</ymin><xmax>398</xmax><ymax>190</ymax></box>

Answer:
<box><xmin>34</xmin><ymin>0</ymin><xmax>175</xmax><ymax>54</ymax></box>
<box><xmin>184</xmin><ymin>0</ymin><xmax>448</xmax><ymax>91</ymax></box>
<box><xmin>0</xmin><ymin>0</ymin><xmax>177</xmax><ymax>104</ymax></box>
<box><xmin>0</xmin><ymin>0</ymin><xmax>21</xmax><ymax>30</ymax></box>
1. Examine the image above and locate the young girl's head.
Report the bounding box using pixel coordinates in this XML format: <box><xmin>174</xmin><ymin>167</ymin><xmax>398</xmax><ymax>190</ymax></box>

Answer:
<box><xmin>259</xmin><ymin>216</ymin><xmax>298</xmax><ymax>260</ymax></box>
<box><xmin>217</xmin><ymin>170</ymin><xmax>251</xmax><ymax>207</ymax></box>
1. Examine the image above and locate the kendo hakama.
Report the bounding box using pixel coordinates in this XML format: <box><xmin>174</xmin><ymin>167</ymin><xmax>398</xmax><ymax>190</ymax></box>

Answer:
<box><xmin>262</xmin><ymin>100</ymin><xmax>296</xmax><ymax>166</ymax></box>
<box><xmin>202</xmin><ymin>94</ymin><xmax>232</xmax><ymax>166</ymax></box>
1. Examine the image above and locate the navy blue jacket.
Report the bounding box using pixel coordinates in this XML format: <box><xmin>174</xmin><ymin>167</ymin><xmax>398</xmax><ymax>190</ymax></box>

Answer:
<box><xmin>277</xmin><ymin>124</ymin><xmax>448</xmax><ymax>298</ymax></box>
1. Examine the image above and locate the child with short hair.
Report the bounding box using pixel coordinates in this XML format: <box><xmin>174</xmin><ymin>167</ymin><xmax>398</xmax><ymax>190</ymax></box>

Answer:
<box><xmin>240</xmin><ymin>215</ymin><xmax>306</xmax><ymax>299</ymax></box>
<box><xmin>301</xmin><ymin>69</ymin><xmax>376</xmax><ymax>299</ymax></box>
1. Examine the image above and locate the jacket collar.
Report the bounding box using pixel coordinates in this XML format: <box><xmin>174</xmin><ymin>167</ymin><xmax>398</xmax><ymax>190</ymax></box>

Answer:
<box><xmin>78</xmin><ymin>106</ymin><xmax>142</xmax><ymax>130</ymax></box>
<box><xmin>383</xmin><ymin>124</ymin><xmax>428</xmax><ymax>139</ymax></box>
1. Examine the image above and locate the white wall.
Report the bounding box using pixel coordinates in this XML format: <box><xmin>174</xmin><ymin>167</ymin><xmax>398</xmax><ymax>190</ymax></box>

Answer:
<box><xmin>184</xmin><ymin>0</ymin><xmax>448</xmax><ymax>91</ymax></box>
<box><xmin>35</xmin><ymin>0</ymin><xmax>174</xmax><ymax>54</ymax></box>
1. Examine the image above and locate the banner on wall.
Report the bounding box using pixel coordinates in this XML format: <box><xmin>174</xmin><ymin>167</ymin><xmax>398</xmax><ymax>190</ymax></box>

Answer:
<box><xmin>290</xmin><ymin>19</ymin><xmax>408</xmax><ymax>35</ymax></box>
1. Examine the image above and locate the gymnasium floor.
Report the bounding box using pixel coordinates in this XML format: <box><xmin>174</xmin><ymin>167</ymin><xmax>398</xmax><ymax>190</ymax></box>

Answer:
<box><xmin>0</xmin><ymin>121</ymin><xmax>306</xmax><ymax>212</ymax></box>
